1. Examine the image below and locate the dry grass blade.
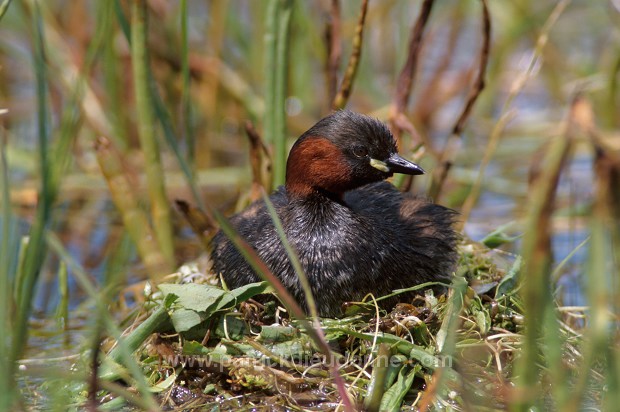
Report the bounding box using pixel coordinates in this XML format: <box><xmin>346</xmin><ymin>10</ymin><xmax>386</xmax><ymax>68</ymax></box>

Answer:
<box><xmin>245</xmin><ymin>120</ymin><xmax>273</xmax><ymax>200</ymax></box>
<box><xmin>131</xmin><ymin>0</ymin><xmax>175</xmax><ymax>268</ymax></box>
<box><xmin>331</xmin><ymin>0</ymin><xmax>369</xmax><ymax>110</ymax></box>
<box><xmin>428</xmin><ymin>0</ymin><xmax>491</xmax><ymax>201</ymax></box>
<box><xmin>95</xmin><ymin>136</ymin><xmax>172</xmax><ymax>278</ymax></box>
<box><xmin>174</xmin><ymin>200</ymin><xmax>216</xmax><ymax>253</ymax></box>
<box><xmin>389</xmin><ymin>0</ymin><xmax>434</xmax><ymax>146</ymax></box>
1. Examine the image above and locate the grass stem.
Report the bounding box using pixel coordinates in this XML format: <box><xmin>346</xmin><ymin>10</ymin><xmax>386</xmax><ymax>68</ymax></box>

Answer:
<box><xmin>131</xmin><ymin>0</ymin><xmax>175</xmax><ymax>268</ymax></box>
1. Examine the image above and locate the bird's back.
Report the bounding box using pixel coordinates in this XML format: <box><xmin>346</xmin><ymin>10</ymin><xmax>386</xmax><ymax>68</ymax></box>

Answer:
<box><xmin>212</xmin><ymin>182</ymin><xmax>458</xmax><ymax>316</ymax></box>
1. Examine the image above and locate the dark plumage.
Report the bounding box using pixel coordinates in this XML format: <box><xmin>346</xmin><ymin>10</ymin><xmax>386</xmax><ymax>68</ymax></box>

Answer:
<box><xmin>213</xmin><ymin>110</ymin><xmax>458</xmax><ymax>317</ymax></box>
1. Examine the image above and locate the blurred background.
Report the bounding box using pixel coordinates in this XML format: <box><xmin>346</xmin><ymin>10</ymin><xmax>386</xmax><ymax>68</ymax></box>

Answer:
<box><xmin>1</xmin><ymin>0</ymin><xmax>619</xmax><ymax>408</ymax></box>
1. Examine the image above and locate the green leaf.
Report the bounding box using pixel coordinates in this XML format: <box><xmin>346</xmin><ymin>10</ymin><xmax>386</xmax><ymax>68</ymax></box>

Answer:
<box><xmin>159</xmin><ymin>282</ymin><xmax>272</xmax><ymax>335</ymax></box>
<box><xmin>150</xmin><ymin>372</ymin><xmax>177</xmax><ymax>393</ymax></box>
<box><xmin>170</xmin><ymin>308</ymin><xmax>204</xmax><ymax>332</ymax></box>
<box><xmin>158</xmin><ymin>283</ymin><xmax>226</xmax><ymax>313</ymax></box>
<box><xmin>495</xmin><ymin>255</ymin><xmax>522</xmax><ymax>297</ymax></box>
<box><xmin>480</xmin><ymin>222</ymin><xmax>521</xmax><ymax>248</ymax></box>
<box><xmin>182</xmin><ymin>340</ymin><xmax>211</xmax><ymax>355</ymax></box>
<box><xmin>163</xmin><ymin>292</ymin><xmax>178</xmax><ymax>308</ymax></box>
<box><xmin>379</xmin><ymin>365</ymin><xmax>420</xmax><ymax>411</ymax></box>
<box><xmin>259</xmin><ymin>325</ymin><xmax>298</xmax><ymax>342</ymax></box>
<box><xmin>212</xmin><ymin>315</ymin><xmax>249</xmax><ymax>341</ymax></box>
<box><xmin>216</xmin><ymin>281</ymin><xmax>272</xmax><ymax>310</ymax></box>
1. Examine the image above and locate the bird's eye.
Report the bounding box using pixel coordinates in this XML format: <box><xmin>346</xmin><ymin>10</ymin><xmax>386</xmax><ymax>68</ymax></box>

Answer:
<box><xmin>352</xmin><ymin>146</ymin><xmax>368</xmax><ymax>158</ymax></box>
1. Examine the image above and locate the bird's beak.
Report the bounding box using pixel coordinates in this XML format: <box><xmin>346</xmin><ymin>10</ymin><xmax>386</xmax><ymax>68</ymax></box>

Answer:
<box><xmin>370</xmin><ymin>153</ymin><xmax>425</xmax><ymax>175</ymax></box>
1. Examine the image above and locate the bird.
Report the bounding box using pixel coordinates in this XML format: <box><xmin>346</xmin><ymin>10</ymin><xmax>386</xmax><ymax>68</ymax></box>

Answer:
<box><xmin>212</xmin><ymin>110</ymin><xmax>458</xmax><ymax>317</ymax></box>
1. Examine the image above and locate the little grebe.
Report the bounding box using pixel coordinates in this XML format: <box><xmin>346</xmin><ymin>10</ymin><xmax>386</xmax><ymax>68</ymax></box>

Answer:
<box><xmin>213</xmin><ymin>110</ymin><xmax>458</xmax><ymax>316</ymax></box>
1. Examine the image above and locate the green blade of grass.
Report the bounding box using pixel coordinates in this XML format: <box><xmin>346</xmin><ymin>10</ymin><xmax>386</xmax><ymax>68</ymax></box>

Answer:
<box><xmin>10</xmin><ymin>1</ymin><xmax>53</xmax><ymax>384</ymax></box>
<box><xmin>264</xmin><ymin>0</ymin><xmax>293</xmax><ymax>188</ymax></box>
<box><xmin>273</xmin><ymin>0</ymin><xmax>293</xmax><ymax>188</ymax></box>
<box><xmin>261</xmin><ymin>191</ymin><xmax>319</xmax><ymax>319</ymax></box>
<box><xmin>54</xmin><ymin>261</ymin><xmax>68</xmax><ymax>330</ymax></box>
<box><xmin>180</xmin><ymin>0</ymin><xmax>194</xmax><ymax>172</ymax></box>
<box><xmin>0</xmin><ymin>0</ymin><xmax>12</xmax><ymax>21</ymax></box>
<box><xmin>513</xmin><ymin>102</ymin><xmax>574</xmax><ymax>411</ymax></box>
<box><xmin>101</xmin><ymin>0</ymin><xmax>129</xmax><ymax>149</ymax></box>
<box><xmin>0</xmin><ymin>122</ymin><xmax>14</xmax><ymax>409</ymax></box>
<box><xmin>113</xmin><ymin>0</ymin><xmax>130</xmax><ymax>40</ymax></box>
<box><xmin>45</xmin><ymin>232</ymin><xmax>162</xmax><ymax>410</ymax></box>
<box><xmin>263</xmin><ymin>0</ymin><xmax>278</xmax><ymax>148</ymax></box>
<box><xmin>363</xmin><ymin>343</ymin><xmax>392</xmax><ymax>412</ymax></box>
<box><xmin>130</xmin><ymin>0</ymin><xmax>174</xmax><ymax>267</ymax></box>
<box><xmin>114</xmin><ymin>1</ymin><xmax>206</xmax><ymax>212</ymax></box>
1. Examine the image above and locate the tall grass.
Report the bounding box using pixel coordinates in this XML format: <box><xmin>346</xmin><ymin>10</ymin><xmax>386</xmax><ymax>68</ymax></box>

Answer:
<box><xmin>10</xmin><ymin>1</ymin><xmax>53</xmax><ymax>390</ymax></box>
<box><xmin>0</xmin><ymin>113</ymin><xmax>13</xmax><ymax>410</ymax></box>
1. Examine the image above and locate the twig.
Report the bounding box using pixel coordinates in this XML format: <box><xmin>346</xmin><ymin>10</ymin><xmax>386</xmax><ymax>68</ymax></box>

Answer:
<box><xmin>453</xmin><ymin>1</ymin><xmax>490</xmax><ymax>136</ymax></box>
<box><xmin>332</xmin><ymin>0</ymin><xmax>369</xmax><ymax>110</ymax></box>
<box><xmin>387</xmin><ymin>0</ymin><xmax>434</xmax><ymax>192</ymax></box>
<box><xmin>244</xmin><ymin>120</ymin><xmax>273</xmax><ymax>200</ymax></box>
<box><xmin>413</xmin><ymin>5</ymin><xmax>465</xmax><ymax>136</ymax></box>
<box><xmin>389</xmin><ymin>0</ymin><xmax>435</xmax><ymax>146</ymax></box>
<box><xmin>456</xmin><ymin>0</ymin><xmax>568</xmax><ymax>224</ymax></box>
<box><xmin>174</xmin><ymin>199</ymin><xmax>216</xmax><ymax>253</ymax></box>
<box><xmin>324</xmin><ymin>0</ymin><xmax>342</xmax><ymax>105</ymax></box>
<box><xmin>428</xmin><ymin>0</ymin><xmax>491</xmax><ymax>201</ymax></box>
<box><xmin>87</xmin><ymin>326</ymin><xmax>103</xmax><ymax>412</ymax></box>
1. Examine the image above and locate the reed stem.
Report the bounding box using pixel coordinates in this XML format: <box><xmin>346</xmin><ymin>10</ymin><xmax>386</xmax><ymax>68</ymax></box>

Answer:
<box><xmin>131</xmin><ymin>0</ymin><xmax>175</xmax><ymax>267</ymax></box>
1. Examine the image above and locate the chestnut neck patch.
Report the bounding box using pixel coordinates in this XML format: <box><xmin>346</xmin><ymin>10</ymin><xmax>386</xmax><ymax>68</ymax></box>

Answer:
<box><xmin>285</xmin><ymin>137</ymin><xmax>352</xmax><ymax>199</ymax></box>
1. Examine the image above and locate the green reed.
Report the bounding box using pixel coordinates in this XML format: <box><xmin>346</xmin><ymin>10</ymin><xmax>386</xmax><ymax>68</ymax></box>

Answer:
<box><xmin>264</xmin><ymin>0</ymin><xmax>294</xmax><ymax>188</ymax></box>
<box><xmin>10</xmin><ymin>2</ymin><xmax>53</xmax><ymax>390</ymax></box>
<box><xmin>131</xmin><ymin>0</ymin><xmax>174</xmax><ymax>267</ymax></box>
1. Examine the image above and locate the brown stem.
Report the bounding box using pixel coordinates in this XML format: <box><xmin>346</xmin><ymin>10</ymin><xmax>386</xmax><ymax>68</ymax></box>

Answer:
<box><xmin>245</xmin><ymin>120</ymin><xmax>273</xmax><ymax>200</ymax></box>
<box><xmin>451</xmin><ymin>0</ymin><xmax>491</xmax><ymax>136</ymax></box>
<box><xmin>324</xmin><ymin>0</ymin><xmax>341</xmax><ymax>106</ymax></box>
<box><xmin>331</xmin><ymin>0</ymin><xmax>369</xmax><ymax>110</ymax></box>
<box><xmin>429</xmin><ymin>0</ymin><xmax>491</xmax><ymax>200</ymax></box>
<box><xmin>393</xmin><ymin>0</ymin><xmax>435</xmax><ymax>116</ymax></box>
<box><xmin>387</xmin><ymin>0</ymin><xmax>434</xmax><ymax>192</ymax></box>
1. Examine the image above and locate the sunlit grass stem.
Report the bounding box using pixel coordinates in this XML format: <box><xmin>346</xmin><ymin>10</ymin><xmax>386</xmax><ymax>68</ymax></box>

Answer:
<box><xmin>95</xmin><ymin>137</ymin><xmax>173</xmax><ymax>278</ymax></box>
<box><xmin>131</xmin><ymin>0</ymin><xmax>174</xmax><ymax>267</ymax></box>
<box><xmin>55</xmin><ymin>261</ymin><xmax>68</xmax><ymax>330</ymax></box>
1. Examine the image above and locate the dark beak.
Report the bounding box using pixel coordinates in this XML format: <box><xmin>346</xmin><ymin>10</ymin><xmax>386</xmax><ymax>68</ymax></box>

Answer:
<box><xmin>385</xmin><ymin>153</ymin><xmax>425</xmax><ymax>175</ymax></box>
